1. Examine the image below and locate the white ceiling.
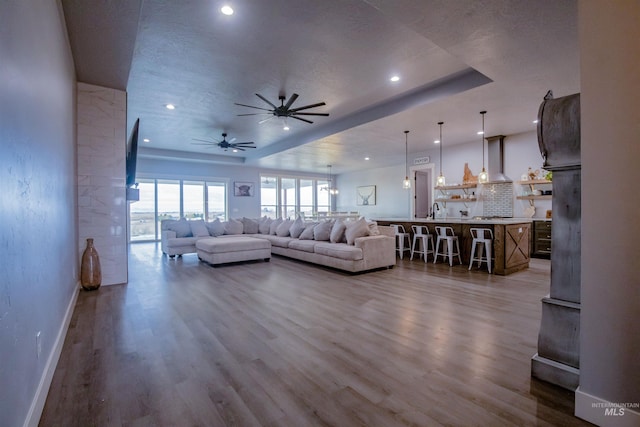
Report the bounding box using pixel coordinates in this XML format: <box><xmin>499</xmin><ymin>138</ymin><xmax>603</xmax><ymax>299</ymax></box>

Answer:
<box><xmin>62</xmin><ymin>0</ymin><xmax>579</xmax><ymax>174</ymax></box>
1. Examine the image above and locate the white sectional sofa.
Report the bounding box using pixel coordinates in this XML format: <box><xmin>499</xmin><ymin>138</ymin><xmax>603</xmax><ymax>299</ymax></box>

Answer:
<box><xmin>160</xmin><ymin>217</ymin><xmax>396</xmax><ymax>273</ymax></box>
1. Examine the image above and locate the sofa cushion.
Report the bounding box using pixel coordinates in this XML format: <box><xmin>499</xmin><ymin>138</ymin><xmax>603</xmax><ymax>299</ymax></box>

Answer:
<box><xmin>189</xmin><ymin>219</ymin><xmax>210</xmax><ymax>237</ymax></box>
<box><xmin>268</xmin><ymin>235</ymin><xmax>295</xmax><ymax>248</ymax></box>
<box><xmin>276</xmin><ymin>219</ymin><xmax>293</xmax><ymax>237</ymax></box>
<box><xmin>206</xmin><ymin>219</ymin><xmax>225</xmax><ymax>237</ymax></box>
<box><xmin>299</xmin><ymin>223</ymin><xmax>317</xmax><ymax>240</ymax></box>
<box><xmin>269</xmin><ymin>218</ymin><xmax>283</xmax><ymax>235</ymax></box>
<box><xmin>314</xmin><ymin>242</ymin><xmax>364</xmax><ymax>261</ymax></box>
<box><xmin>345</xmin><ymin>217</ymin><xmax>370</xmax><ymax>245</ymax></box>
<box><xmin>169</xmin><ymin>218</ymin><xmax>192</xmax><ymax>238</ymax></box>
<box><xmin>241</xmin><ymin>217</ymin><xmax>259</xmax><ymax>234</ymax></box>
<box><xmin>258</xmin><ymin>217</ymin><xmax>272</xmax><ymax>234</ymax></box>
<box><xmin>367</xmin><ymin>220</ymin><xmax>380</xmax><ymax>236</ymax></box>
<box><xmin>224</xmin><ymin>218</ymin><xmax>244</xmax><ymax>235</ymax></box>
<box><xmin>329</xmin><ymin>219</ymin><xmax>347</xmax><ymax>243</ymax></box>
<box><xmin>313</xmin><ymin>220</ymin><xmax>333</xmax><ymax>241</ymax></box>
<box><xmin>196</xmin><ymin>236</ymin><xmax>270</xmax><ymax>253</ymax></box>
<box><xmin>289</xmin><ymin>216</ymin><xmax>305</xmax><ymax>238</ymax></box>
<box><xmin>287</xmin><ymin>239</ymin><xmax>317</xmax><ymax>253</ymax></box>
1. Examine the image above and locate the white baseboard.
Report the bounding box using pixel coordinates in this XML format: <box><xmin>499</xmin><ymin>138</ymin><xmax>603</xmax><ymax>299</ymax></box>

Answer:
<box><xmin>576</xmin><ymin>387</ymin><xmax>640</xmax><ymax>427</ymax></box>
<box><xmin>23</xmin><ymin>286</ymin><xmax>79</xmax><ymax>427</ymax></box>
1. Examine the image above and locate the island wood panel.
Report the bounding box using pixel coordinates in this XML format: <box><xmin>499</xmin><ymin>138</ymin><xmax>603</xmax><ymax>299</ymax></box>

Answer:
<box><xmin>375</xmin><ymin>220</ymin><xmax>530</xmax><ymax>275</ymax></box>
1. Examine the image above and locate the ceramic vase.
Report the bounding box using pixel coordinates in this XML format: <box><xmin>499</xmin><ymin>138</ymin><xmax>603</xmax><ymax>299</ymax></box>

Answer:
<box><xmin>80</xmin><ymin>238</ymin><xmax>101</xmax><ymax>291</ymax></box>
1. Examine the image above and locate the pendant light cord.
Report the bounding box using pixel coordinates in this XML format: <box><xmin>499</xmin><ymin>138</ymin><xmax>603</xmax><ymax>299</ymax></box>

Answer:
<box><xmin>404</xmin><ymin>130</ymin><xmax>409</xmax><ymax>177</ymax></box>
<box><xmin>481</xmin><ymin>111</ymin><xmax>486</xmax><ymax>170</ymax></box>
<box><xmin>438</xmin><ymin>121</ymin><xmax>444</xmax><ymax>176</ymax></box>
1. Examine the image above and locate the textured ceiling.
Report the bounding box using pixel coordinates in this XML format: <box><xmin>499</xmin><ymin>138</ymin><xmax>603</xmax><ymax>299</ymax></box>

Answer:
<box><xmin>62</xmin><ymin>0</ymin><xmax>579</xmax><ymax>174</ymax></box>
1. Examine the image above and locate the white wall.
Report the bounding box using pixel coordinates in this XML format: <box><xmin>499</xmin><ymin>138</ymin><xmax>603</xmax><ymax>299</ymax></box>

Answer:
<box><xmin>337</xmin><ymin>130</ymin><xmax>551</xmax><ymax>219</ymax></box>
<box><xmin>576</xmin><ymin>1</ymin><xmax>640</xmax><ymax>425</ymax></box>
<box><xmin>0</xmin><ymin>1</ymin><xmax>78</xmax><ymax>426</ymax></box>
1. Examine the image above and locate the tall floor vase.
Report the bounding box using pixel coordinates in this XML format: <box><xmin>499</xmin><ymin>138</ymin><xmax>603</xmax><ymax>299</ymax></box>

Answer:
<box><xmin>80</xmin><ymin>238</ymin><xmax>101</xmax><ymax>291</ymax></box>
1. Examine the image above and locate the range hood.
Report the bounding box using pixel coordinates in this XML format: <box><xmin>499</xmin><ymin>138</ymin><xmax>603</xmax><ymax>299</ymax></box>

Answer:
<box><xmin>485</xmin><ymin>135</ymin><xmax>512</xmax><ymax>183</ymax></box>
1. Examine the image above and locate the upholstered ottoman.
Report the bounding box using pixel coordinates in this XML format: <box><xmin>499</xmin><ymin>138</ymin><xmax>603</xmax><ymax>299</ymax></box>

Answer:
<box><xmin>196</xmin><ymin>236</ymin><xmax>271</xmax><ymax>266</ymax></box>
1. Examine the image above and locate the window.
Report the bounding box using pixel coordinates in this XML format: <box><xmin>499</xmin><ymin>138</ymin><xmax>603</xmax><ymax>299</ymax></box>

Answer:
<box><xmin>260</xmin><ymin>174</ymin><xmax>331</xmax><ymax>219</ymax></box>
<box><xmin>129</xmin><ymin>178</ymin><xmax>227</xmax><ymax>242</ymax></box>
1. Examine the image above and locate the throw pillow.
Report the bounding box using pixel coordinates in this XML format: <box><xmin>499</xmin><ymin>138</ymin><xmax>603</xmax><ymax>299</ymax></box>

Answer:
<box><xmin>170</xmin><ymin>218</ymin><xmax>192</xmax><ymax>238</ymax></box>
<box><xmin>345</xmin><ymin>217</ymin><xmax>370</xmax><ymax>245</ymax></box>
<box><xmin>276</xmin><ymin>219</ymin><xmax>293</xmax><ymax>237</ymax></box>
<box><xmin>367</xmin><ymin>220</ymin><xmax>380</xmax><ymax>236</ymax></box>
<box><xmin>299</xmin><ymin>223</ymin><xmax>317</xmax><ymax>240</ymax></box>
<box><xmin>189</xmin><ymin>219</ymin><xmax>210</xmax><ymax>237</ymax></box>
<box><xmin>269</xmin><ymin>218</ymin><xmax>283</xmax><ymax>235</ymax></box>
<box><xmin>289</xmin><ymin>216</ymin><xmax>305</xmax><ymax>238</ymax></box>
<box><xmin>258</xmin><ymin>217</ymin><xmax>272</xmax><ymax>234</ymax></box>
<box><xmin>206</xmin><ymin>218</ymin><xmax>225</xmax><ymax>237</ymax></box>
<box><xmin>313</xmin><ymin>220</ymin><xmax>333</xmax><ymax>241</ymax></box>
<box><xmin>242</xmin><ymin>217</ymin><xmax>259</xmax><ymax>234</ymax></box>
<box><xmin>329</xmin><ymin>219</ymin><xmax>347</xmax><ymax>243</ymax></box>
<box><xmin>224</xmin><ymin>218</ymin><xmax>244</xmax><ymax>235</ymax></box>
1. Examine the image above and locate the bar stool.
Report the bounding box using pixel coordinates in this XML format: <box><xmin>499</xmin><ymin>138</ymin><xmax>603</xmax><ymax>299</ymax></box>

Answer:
<box><xmin>469</xmin><ymin>228</ymin><xmax>494</xmax><ymax>273</ymax></box>
<box><xmin>433</xmin><ymin>226</ymin><xmax>462</xmax><ymax>266</ymax></box>
<box><xmin>410</xmin><ymin>225</ymin><xmax>434</xmax><ymax>262</ymax></box>
<box><xmin>390</xmin><ymin>224</ymin><xmax>411</xmax><ymax>259</ymax></box>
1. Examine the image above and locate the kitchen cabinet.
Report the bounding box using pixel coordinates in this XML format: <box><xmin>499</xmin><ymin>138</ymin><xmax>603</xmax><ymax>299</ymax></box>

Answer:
<box><xmin>532</xmin><ymin>220</ymin><xmax>552</xmax><ymax>258</ymax></box>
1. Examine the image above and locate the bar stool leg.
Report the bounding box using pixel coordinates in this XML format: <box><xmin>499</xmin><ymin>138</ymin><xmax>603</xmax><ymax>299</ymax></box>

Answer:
<box><xmin>469</xmin><ymin>240</ymin><xmax>476</xmax><ymax>270</ymax></box>
<box><xmin>447</xmin><ymin>238</ymin><xmax>453</xmax><ymax>266</ymax></box>
<box><xmin>485</xmin><ymin>240</ymin><xmax>492</xmax><ymax>273</ymax></box>
<box><xmin>433</xmin><ymin>238</ymin><xmax>440</xmax><ymax>264</ymax></box>
<box><xmin>410</xmin><ymin>235</ymin><xmax>417</xmax><ymax>260</ymax></box>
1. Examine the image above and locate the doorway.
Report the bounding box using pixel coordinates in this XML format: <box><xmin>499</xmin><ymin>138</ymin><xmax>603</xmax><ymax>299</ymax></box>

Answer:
<box><xmin>411</xmin><ymin>164</ymin><xmax>435</xmax><ymax>219</ymax></box>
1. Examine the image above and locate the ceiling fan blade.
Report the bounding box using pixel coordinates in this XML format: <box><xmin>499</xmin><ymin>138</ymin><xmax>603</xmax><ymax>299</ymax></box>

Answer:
<box><xmin>237</xmin><ymin>113</ymin><xmax>272</xmax><ymax>116</ymax></box>
<box><xmin>292</xmin><ymin>112</ymin><xmax>330</xmax><ymax>116</ymax></box>
<box><xmin>234</xmin><ymin>103</ymin><xmax>272</xmax><ymax>112</ymax></box>
<box><xmin>255</xmin><ymin>93</ymin><xmax>277</xmax><ymax>109</ymax></box>
<box><xmin>290</xmin><ymin>101</ymin><xmax>326</xmax><ymax>112</ymax></box>
<box><xmin>192</xmin><ymin>138</ymin><xmax>218</xmax><ymax>144</ymax></box>
<box><xmin>290</xmin><ymin>115</ymin><xmax>314</xmax><ymax>124</ymax></box>
<box><xmin>228</xmin><ymin>137</ymin><xmax>236</xmax><ymax>143</ymax></box>
<box><xmin>283</xmin><ymin>93</ymin><xmax>299</xmax><ymax>109</ymax></box>
<box><xmin>258</xmin><ymin>117</ymin><xmax>274</xmax><ymax>124</ymax></box>
<box><xmin>191</xmin><ymin>142</ymin><xmax>217</xmax><ymax>146</ymax></box>
<box><xmin>232</xmin><ymin>147</ymin><xmax>246</xmax><ymax>151</ymax></box>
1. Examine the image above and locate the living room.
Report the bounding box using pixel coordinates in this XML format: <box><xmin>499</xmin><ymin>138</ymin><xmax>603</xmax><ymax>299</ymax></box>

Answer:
<box><xmin>1</xmin><ymin>1</ymin><xmax>638</xmax><ymax>427</ymax></box>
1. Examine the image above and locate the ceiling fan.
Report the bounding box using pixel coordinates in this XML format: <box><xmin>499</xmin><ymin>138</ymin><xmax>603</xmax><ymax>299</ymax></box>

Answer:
<box><xmin>235</xmin><ymin>93</ymin><xmax>329</xmax><ymax>124</ymax></box>
<box><xmin>191</xmin><ymin>133</ymin><xmax>256</xmax><ymax>151</ymax></box>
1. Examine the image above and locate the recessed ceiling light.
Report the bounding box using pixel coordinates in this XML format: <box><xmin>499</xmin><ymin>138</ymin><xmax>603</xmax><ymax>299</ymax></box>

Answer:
<box><xmin>221</xmin><ymin>5</ymin><xmax>234</xmax><ymax>15</ymax></box>
<box><xmin>533</xmin><ymin>119</ymin><xmax>539</xmax><ymax>123</ymax></box>
<box><xmin>477</xmin><ymin>131</ymin><xmax>484</xmax><ymax>135</ymax></box>
<box><xmin>390</xmin><ymin>75</ymin><xmax>400</xmax><ymax>82</ymax></box>
<box><xmin>232</xmin><ymin>149</ymin><xmax>238</xmax><ymax>153</ymax></box>
<box><xmin>364</xmin><ymin>157</ymin><xmax>370</xmax><ymax>161</ymax></box>
<box><xmin>283</xmin><ymin>125</ymin><xmax>290</xmax><ymax>131</ymax></box>
<box><xmin>434</xmin><ymin>140</ymin><xmax>440</xmax><ymax>144</ymax></box>
<box><xmin>143</xmin><ymin>138</ymin><xmax>150</xmax><ymax>143</ymax></box>
<box><xmin>165</xmin><ymin>104</ymin><xmax>175</xmax><ymax>110</ymax></box>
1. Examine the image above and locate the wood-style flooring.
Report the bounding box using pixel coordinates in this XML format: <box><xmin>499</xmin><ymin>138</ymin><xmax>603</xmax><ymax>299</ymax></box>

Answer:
<box><xmin>40</xmin><ymin>243</ymin><xmax>592</xmax><ymax>427</ymax></box>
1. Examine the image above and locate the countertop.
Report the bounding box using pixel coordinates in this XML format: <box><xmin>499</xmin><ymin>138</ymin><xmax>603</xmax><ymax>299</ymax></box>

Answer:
<box><xmin>374</xmin><ymin>217</ymin><xmax>535</xmax><ymax>225</ymax></box>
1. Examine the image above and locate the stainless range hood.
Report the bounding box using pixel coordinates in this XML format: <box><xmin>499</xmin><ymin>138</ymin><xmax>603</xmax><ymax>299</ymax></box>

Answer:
<box><xmin>485</xmin><ymin>135</ymin><xmax>512</xmax><ymax>183</ymax></box>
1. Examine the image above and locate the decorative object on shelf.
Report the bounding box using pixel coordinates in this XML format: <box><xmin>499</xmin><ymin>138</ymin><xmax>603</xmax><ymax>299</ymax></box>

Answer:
<box><xmin>402</xmin><ymin>130</ymin><xmax>411</xmax><ymax>189</ymax></box>
<box><xmin>478</xmin><ymin>111</ymin><xmax>489</xmax><ymax>183</ymax></box>
<box><xmin>524</xmin><ymin>205</ymin><xmax>536</xmax><ymax>218</ymax></box>
<box><xmin>323</xmin><ymin>165</ymin><xmax>339</xmax><ymax>195</ymax></box>
<box><xmin>543</xmin><ymin>170</ymin><xmax>553</xmax><ymax>181</ymax></box>
<box><xmin>356</xmin><ymin>185</ymin><xmax>376</xmax><ymax>206</ymax></box>
<box><xmin>527</xmin><ymin>167</ymin><xmax>540</xmax><ymax>180</ymax></box>
<box><xmin>463</xmin><ymin>163</ymin><xmax>477</xmax><ymax>184</ymax></box>
<box><xmin>234</xmin><ymin>181</ymin><xmax>254</xmax><ymax>196</ymax></box>
<box><xmin>436</xmin><ymin>121</ymin><xmax>446</xmax><ymax>186</ymax></box>
<box><xmin>80</xmin><ymin>238</ymin><xmax>101</xmax><ymax>291</ymax></box>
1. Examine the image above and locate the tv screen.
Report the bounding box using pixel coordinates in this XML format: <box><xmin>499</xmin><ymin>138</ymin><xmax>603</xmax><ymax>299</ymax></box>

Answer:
<box><xmin>126</xmin><ymin>118</ymin><xmax>139</xmax><ymax>188</ymax></box>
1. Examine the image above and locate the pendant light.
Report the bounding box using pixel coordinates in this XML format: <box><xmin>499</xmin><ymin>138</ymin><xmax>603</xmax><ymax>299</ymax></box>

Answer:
<box><xmin>402</xmin><ymin>130</ymin><xmax>411</xmax><ymax>189</ymax></box>
<box><xmin>436</xmin><ymin>121</ymin><xmax>446</xmax><ymax>186</ymax></box>
<box><xmin>478</xmin><ymin>111</ymin><xmax>489</xmax><ymax>184</ymax></box>
<box><xmin>326</xmin><ymin>164</ymin><xmax>339</xmax><ymax>195</ymax></box>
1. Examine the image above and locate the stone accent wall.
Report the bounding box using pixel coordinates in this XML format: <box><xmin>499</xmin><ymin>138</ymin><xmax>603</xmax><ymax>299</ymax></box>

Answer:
<box><xmin>482</xmin><ymin>182</ymin><xmax>514</xmax><ymax>217</ymax></box>
<box><xmin>77</xmin><ymin>83</ymin><xmax>128</xmax><ymax>285</ymax></box>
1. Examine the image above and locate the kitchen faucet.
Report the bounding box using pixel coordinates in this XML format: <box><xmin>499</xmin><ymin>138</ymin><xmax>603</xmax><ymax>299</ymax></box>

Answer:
<box><xmin>430</xmin><ymin>202</ymin><xmax>440</xmax><ymax>219</ymax></box>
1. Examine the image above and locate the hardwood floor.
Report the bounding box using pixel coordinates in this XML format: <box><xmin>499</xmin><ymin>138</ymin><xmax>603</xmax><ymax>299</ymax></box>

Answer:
<box><xmin>40</xmin><ymin>243</ymin><xmax>592</xmax><ymax>426</ymax></box>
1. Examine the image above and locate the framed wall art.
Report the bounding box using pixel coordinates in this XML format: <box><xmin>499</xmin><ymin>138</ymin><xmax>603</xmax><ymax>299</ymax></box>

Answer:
<box><xmin>234</xmin><ymin>181</ymin><xmax>254</xmax><ymax>197</ymax></box>
<box><xmin>356</xmin><ymin>185</ymin><xmax>376</xmax><ymax>206</ymax></box>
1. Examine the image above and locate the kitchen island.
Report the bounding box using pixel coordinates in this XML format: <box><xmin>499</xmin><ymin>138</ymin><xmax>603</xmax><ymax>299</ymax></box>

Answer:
<box><xmin>374</xmin><ymin>217</ymin><xmax>532</xmax><ymax>275</ymax></box>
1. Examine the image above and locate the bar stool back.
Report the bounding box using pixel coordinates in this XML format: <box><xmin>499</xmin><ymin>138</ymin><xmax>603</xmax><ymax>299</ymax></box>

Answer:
<box><xmin>433</xmin><ymin>226</ymin><xmax>462</xmax><ymax>266</ymax></box>
<box><xmin>469</xmin><ymin>228</ymin><xmax>494</xmax><ymax>273</ymax></box>
<box><xmin>410</xmin><ymin>225</ymin><xmax>434</xmax><ymax>262</ymax></box>
<box><xmin>390</xmin><ymin>224</ymin><xmax>411</xmax><ymax>259</ymax></box>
